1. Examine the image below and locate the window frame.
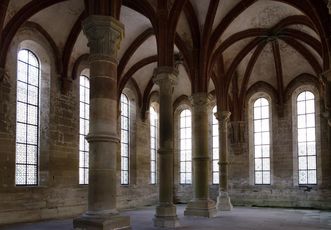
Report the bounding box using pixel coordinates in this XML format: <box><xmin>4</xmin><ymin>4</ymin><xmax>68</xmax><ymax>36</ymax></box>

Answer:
<box><xmin>79</xmin><ymin>75</ymin><xmax>90</xmax><ymax>185</ymax></box>
<box><xmin>293</xmin><ymin>89</ymin><xmax>319</xmax><ymax>186</ymax></box>
<box><xmin>150</xmin><ymin>106</ymin><xmax>158</xmax><ymax>185</ymax></box>
<box><xmin>179</xmin><ymin>109</ymin><xmax>192</xmax><ymax>185</ymax></box>
<box><xmin>120</xmin><ymin>93</ymin><xmax>130</xmax><ymax>185</ymax></box>
<box><xmin>15</xmin><ymin>49</ymin><xmax>40</xmax><ymax>187</ymax></box>
<box><xmin>248</xmin><ymin>92</ymin><xmax>273</xmax><ymax>186</ymax></box>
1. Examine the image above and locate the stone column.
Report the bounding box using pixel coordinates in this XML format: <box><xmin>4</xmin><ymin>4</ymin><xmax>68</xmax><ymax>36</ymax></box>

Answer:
<box><xmin>153</xmin><ymin>67</ymin><xmax>180</xmax><ymax>228</ymax></box>
<box><xmin>73</xmin><ymin>15</ymin><xmax>131</xmax><ymax>230</ymax></box>
<box><xmin>184</xmin><ymin>93</ymin><xmax>217</xmax><ymax>218</ymax></box>
<box><xmin>215</xmin><ymin>111</ymin><xmax>233</xmax><ymax>211</ymax></box>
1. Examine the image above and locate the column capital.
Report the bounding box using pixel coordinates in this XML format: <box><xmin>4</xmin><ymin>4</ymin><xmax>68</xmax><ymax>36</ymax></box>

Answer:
<box><xmin>153</xmin><ymin>66</ymin><xmax>178</xmax><ymax>88</ymax></box>
<box><xmin>214</xmin><ymin>111</ymin><xmax>231</xmax><ymax>123</ymax></box>
<box><xmin>82</xmin><ymin>15</ymin><xmax>124</xmax><ymax>61</ymax></box>
<box><xmin>0</xmin><ymin>67</ymin><xmax>9</xmax><ymax>84</ymax></box>
<box><xmin>328</xmin><ymin>0</ymin><xmax>331</xmax><ymax>14</ymax></box>
<box><xmin>190</xmin><ymin>92</ymin><xmax>212</xmax><ymax>107</ymax></box>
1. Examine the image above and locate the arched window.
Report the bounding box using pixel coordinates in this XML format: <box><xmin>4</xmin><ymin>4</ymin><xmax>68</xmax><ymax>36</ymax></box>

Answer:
<box><xmin>120</xmin><ymin>94</ymin><xmax>130</xmax><ymax>185</ymax></box>
<box><xmin>297</xmin><ymin>91</ymin><xmax>316</xmax><ymax>184</ymax></box>
<box><xmin>79</xmin><ymin>75</ymin><xmax>90</xmax><ymax>185</ymax></box>
<box><xmin>15</xmin><ymin>49</ymin><xmax>40</xmax><ymax>186</ymax></box>
<box><xmin>253</xmin><ymin>98</ymin><xmax>270</xmax><ymax>185</ymax></box>
<box><xmin>150</xmin><ymin>106</ymin><xmax>158</xmax><ymax>184</ymax></box>
<box><xmin>179</xmin><ymin>109</ymin><xmax>192</xmax><ymax>184</ymax></box>
<box><xmin>212</xmin><ymin>106</ymin><xmax>219</xmax><ymax>184</ymax></box>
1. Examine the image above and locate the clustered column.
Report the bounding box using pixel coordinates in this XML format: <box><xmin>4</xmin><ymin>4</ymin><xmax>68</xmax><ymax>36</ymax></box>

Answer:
<box><xmin>184</xmin><ymin>93</ymin><xmax>217</xmax><ymax>217</ymax></box>
<box><xmin>153</xmin><ymin>67</ymin><xmax>180</xmax><ymax>228</ymax></box>
<box><xmin>215</xmin><ymin>111</ymin><xmax>233</xmax><ymax>211</ymax></box>
<box><xmin>73</xmin><ymin>15</ymin><xmax>131</xmax><ymax>230</ymax></box>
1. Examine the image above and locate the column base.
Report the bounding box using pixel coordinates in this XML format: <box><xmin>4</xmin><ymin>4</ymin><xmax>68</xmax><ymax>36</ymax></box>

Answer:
<box><xmin>216</xmin><ymin>192</ymin><xmax>233</xmax><ymax>211</ymax></box>
<box><xmin>73</xmin><ymin>213</ymin><xmax>131</xmax><ymax>230</ymax></box>
<box><xmin>154</xmin><ymin>204</ymin><xmax>180</xmax><ymax>228</ymax></box>
<box><xmin>184</xmin><ymin>199</ymin><xmax>217</xmax><ymax>218</ymax></box>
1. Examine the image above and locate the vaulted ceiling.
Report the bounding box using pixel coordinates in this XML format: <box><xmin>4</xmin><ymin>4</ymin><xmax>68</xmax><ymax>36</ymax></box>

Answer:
<box><xmin>0</xmin><ymin>0</ymin><xmax>330</xmax><ymax>119</ymax></box>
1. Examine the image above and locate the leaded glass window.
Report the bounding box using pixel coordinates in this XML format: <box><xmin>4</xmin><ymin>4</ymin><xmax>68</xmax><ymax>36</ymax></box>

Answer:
<box><xmin>150</xmin><ymin>106</ymin><xmax>158</xmax><ymax>184</ymax></box>
<box><xmin>79</xmin><ymin>75</ymin><xmax>90</xmax><ymax>185</ymax></box>
<box><xmin>297</xmin><ymin>91</ymin><xmax>316</xmax><ymax>185</ymax></box>
<box><xmin>179</xmin><ymin>109</ymin><xmax>192</xmax><ymax>184</ymax></box>
<box><xmin>15</xmin><ymin>49</ymin><xmax>40</xmax><ymax>186</ymax></box>
<box><xmin>121</xmin><ymin>94</ymin><xmax>129</xmax><ymax>185</ymax></box>
<box><xmin>212</xmin><ymin>106</ymin><xmax>219</xmax><ymax>184</ymax></box>
<box><xmin>253</xmin><ymin>98</ymin><xmax>271</xmax><ymax>185</ymax></box>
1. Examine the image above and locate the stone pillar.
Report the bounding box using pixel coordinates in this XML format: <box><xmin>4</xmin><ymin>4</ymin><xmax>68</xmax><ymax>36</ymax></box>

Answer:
<box><xmin>215</xmin><ymin>111</ymin><xmax>233</xmax><ymax>211</ymax></box>
<box><xmin>153</xmin><ymin>67</ymin><xmax>180</xmax><ymax>228</ymax></box>
<box><xmin>184</xmin><ymin>93</ymin><xmax>217</xmax><ymax>218</ymax></box>
<box><xmin>73</xmin><ymin>15</ymin><xmax>131</xmax><ymax>230</ymax></box>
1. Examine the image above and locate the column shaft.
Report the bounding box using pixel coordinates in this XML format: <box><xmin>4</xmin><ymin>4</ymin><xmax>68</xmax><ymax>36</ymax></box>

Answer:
<box><xmin>74</xmin><ymin>15</ymin><xmax>130</xmax><ymax>230</ymax></box>
<box><xmin>216</xmin><ymin>111</ymin><xmax>233</xmax><ymax>211</ymax></box>
<box><xmin>184</xmin><ymin>93</ymin><xmax>216</xmax><ymax>218</ymax></box>
<box><xmin>153</xmin><ymin>67</ymin><xmax>179</xmax><ymax>228</ymax></box>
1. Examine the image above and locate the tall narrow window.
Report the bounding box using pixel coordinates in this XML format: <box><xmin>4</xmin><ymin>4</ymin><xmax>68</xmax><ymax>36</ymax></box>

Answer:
<box><xmin>15</xmin><ymin>49</ymin><xmax>40</xmax><ymax>186</ymax></box>
<box><xmin>150</xmin><ymin>106</ymin><xmax>158</xmax><ymax>184</ymax></box>
<box><xmin>297</xmin><ymin>91</ymin><xmax>316</xmax><ymax>184</ymax></box>
<box><xmin>79</xmin><ymin>75</ymin><xmax>90</xmax><ymax>185</ymax></box>
<box><xmin>212</xmin><ymin>106</ymin><xmax>219</xmax><ymax>184</ymax></box>
<box><xmin>121</xmin><ymin>94</ymin><xmax>129</xmax><ymax>185</ymax></box>
<box><xmin>179</xmin><ymin>109</ymin><xmax>192</xmax><ymax>184</ymax></box>
<box><xmin>253</xmin><ymin>98</ymin><xmax>270</xmax><ymax>185</ymax></box>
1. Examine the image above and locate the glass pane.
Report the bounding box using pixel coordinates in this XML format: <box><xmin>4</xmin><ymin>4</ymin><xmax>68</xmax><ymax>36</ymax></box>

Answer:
<box><xmin>17</xmin><ymin>102</ymin><xmax>27</xmax><ymax>123</ymax></box>
<box><xmin>261</xmin><ymin>119</ymin><xmax>269</xmax><ymax>132</ymax></box>
<box><xmin>18</xmin><ymin>50</ymin><xmax>28</xmax><ymax>62</ymax></box>
<box><xmin>262</xmin><ymin>158</ymin><xmax>270</xmax><ymax>171</ymax></box>
<box><xmin>255</xmin><ymin>159</ymin><xmax>262</xmax><ymax>170</ymax></box>
<box><xmin>306</xmin><ymin>128</ymin><xmax>315</xmax><ymax>142</ymax></box>
<box><xmin>27</xmin><ymin>125</ymin><xmax>38</xmax><ymax>145</ymax></box>
<box><xmin>298</xmin><ymin>143</ymin><xmax>306</xmax><ymax>156</ymax></box>
<box><xmin>28</xmin><ymin>106</ymin><xmax>38</xmax><ymax>125</ymax></box>
<box><xmin>305</xmin><ymin>91</ymin><xmax>314</xmax><ymax>100</ymax></box>
<box><xmin>255</xmin><ymin>172</ymin><xmax>262</xmax><ymax>184</ymax></box>
<box><xmin>297</xmin><ymin>115</ymin><xmax>306</xmax><ymax>129</ymax></box>
<box><xmin>16</xmin><ymin>164</ymin><xmax>26</xmax><ymax>185</ymax></box>
<box><xmin>16</xmin><ymin>144</ymin><xmax>26</xmax><ymax>164</ymax></box>
<box><xmin>254</xmin><ymin>120</ymin><xmax>261</xmax><ymax>132</ymax></box>
<box><xmin>261</xmin><ymin>132</ymin><xmax>270</xmax><ymax>145</ymax></box>
<box><xmin>17</xmin><ymin>62</ymin><xmax>27</xmax><ymax>82</ymax></box>
<box><xmin>307</xmin><ymin>142</ymin><xmax>315</xmax><ymax>156</ymax></box>
<box><xmin>254</xmin><ymin>133</ymin><xmax>261</xmax><ymax>145</ymax></box>
<box><xmin>262</xmin><ymin>171</ymin><xmax>270</xmax><ymax>184</ymax></box>
<box><xmin>307</xmin><ymin>156</ymin><xmax>316</xmax><ymax>170</ymax></box>
<box><xmin>261</xmin><ymin>106</ymin><xmax>269</xmax><ymax>119</ymax></box>
<box><xmin>27</xmin><ymin>145</ymin><xmax>37</xmax><ymax>164</ymax></box>
<box><xmin>299</xmin><ymin>156</ymin><xmax>307</xmax><ymax>170</ymax></box>
<box><xmin>28</xmin><ymin>86</ymin><xmax>38</xmax><ymax>105</ymax></box>
<box><xmin>297</xmin><ymin>101</ymin><xmax>306</xmax><ymax>115</ymax></box>
<box><xmin>255</xmin><ymin>146</ymin><xmax>262</xmax><ymax>158</ymax></box>
<box><xmin>306</xmin><ymin>100</ymin><xmax>315</xmax><ymax>114</ymax></box>
<box><xmin>262</xmin><ymin>146</ymin><xmax>270</xmax><ymax>157</ymax></box>
<box><xmin>28</xmin><ymin>66</ymin><xmax>39</xmax><ymax>86</ymax></box>
<box><xmin>306</xmin><ymin>114</ymin><xmax>315</xmax><ymax>128</ymax></box>
<box><xmin>28</xmin><ymin>52</ymin><xmax>39</xmax><ymax>67</ymax></box>
<box><xmin>17</xmin><ymin>82</ymin><xmax>27</xmax><ymax>102</ymax></box>
<box><xmin>307</xmin><ymin>170</ymin><xmax>316</xmax><ymax>184</ymax></box>
<box><xmin>298</xmin><ymin>129</ymin><xmax>306</xmax><ymax>142</ymax></box>
<box><xmin>299</xmin><ymin>170</ymin><xmax>307</xmax><ymax>184</ymax></box>
<box><xmin>254</xmin><ymin>107</ymin><xmax>261</xmax><ymax>119</ymax></box>
<box><xmin>16</xmin><ymin>123</ymin><xmax>26</xmax><ymax>143</ymax></box>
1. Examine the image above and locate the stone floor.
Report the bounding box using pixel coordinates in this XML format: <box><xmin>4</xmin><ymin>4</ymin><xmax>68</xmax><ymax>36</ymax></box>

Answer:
<box><xmin>1</xmin><ymin>205</ymin><xmax>331</xmax><ymax>230</ymax></box>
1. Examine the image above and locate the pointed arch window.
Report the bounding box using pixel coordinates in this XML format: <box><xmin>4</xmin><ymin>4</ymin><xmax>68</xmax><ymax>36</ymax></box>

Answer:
<box><xmin>121</xmin><ymin>94</ymin><xmax>130</xmax><ymax>185</ymax></box>
<box><xmin>297</xmin><ymin>91</ymin><xmax>316</xmax><ymax>185</ymax></box>
<box><xmin>253</xmin><ymin>98</ymin><xmax>271</xmax><ymax>185</ymax></box>
<box><xmin>179</xmin><ymin>109</ymin><xmax>192</xmax><ymax>184</ymax></box>
<box><xmin>150</xmin><ymin>106</ymin><xmax>158</xmax><ymax>184</ymax></box>
<box><xmin>79</xmin><ymin>75</ymin><xmax>90</xmax><ymax>185</ymax></box>
<box><xmin>212</xmin><ymin>106</ymin><xmax>219</xmax><ymax>184</ymax></box>
<box><xmin>15</xmin><ymin>49</ymin><xmax>40</xmax><ymax>186</ymax></box>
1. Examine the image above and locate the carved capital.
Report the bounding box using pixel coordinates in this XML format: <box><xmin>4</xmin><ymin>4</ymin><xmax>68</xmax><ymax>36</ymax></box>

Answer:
<box><xmin>320</xmin><ymin>69</ymin><xmax>331</xmax><ymax>83</ymax></box>
<box><xmin>86</xmin><ymin>132</ymin><xmax>120</xmax><ymax>143</ymax></box>
<box><xmin>328</xmin><ymin>0</ymin><xmax>331</xmax><ymax>15</ymax></box>
<box><xmin>82</xmin><ymin>15</ymin><xmax>124</xmax><ymax>61</ymax></box>
<box><xmin>153</xmin><ymin>67</ymin><xmax>178</xmax><ymax>92</ymax></box>
<box><xmin>215</xmin><ymin>111</ymin><xmax>231</xmax><ymax>129</ymax></box>
<box><xmin>0</xmin><ymin>68</ymin><xmax>9</xmax><ymax>85</ymax></box>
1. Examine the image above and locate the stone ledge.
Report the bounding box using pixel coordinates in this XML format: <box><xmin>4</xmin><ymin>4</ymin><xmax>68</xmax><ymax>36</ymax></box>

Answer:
<box><xmin>73</xmin><ymin>214</ymin><xmax>131</xmax><ymax>230</ymax></box>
